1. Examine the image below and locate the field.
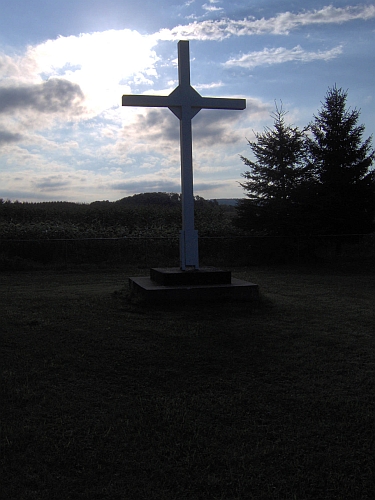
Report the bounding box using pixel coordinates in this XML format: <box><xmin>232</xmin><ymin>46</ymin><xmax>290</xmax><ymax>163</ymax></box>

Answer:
<box><xmin>1</xmin><ymin>265</ymin><xmax>374</xmax><ymax>499</ymax></box>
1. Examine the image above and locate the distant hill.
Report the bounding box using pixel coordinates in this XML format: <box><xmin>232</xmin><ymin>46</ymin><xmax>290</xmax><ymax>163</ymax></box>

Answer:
<box><xmin>211</xmin><ymin>199</ymin><xmax>239</xmax><ymax>206</ymax></box>
<box><xmin>114</xmin><ymin>193</ymin><xmax>236</xmax><ymax>208</ymax></box>
<box><xmin>115</xmin><ymin>192</ymin><xmax>180</xmax><ymax>207</ymax></box>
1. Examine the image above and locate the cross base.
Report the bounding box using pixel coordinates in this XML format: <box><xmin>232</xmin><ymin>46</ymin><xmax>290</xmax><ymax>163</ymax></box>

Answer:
<box><xmin>128</xmin><ymin>267</ymin><xmax>259</xmax><ymax>303</ymax></box>
<box><xmin>150</xmin><ymin>267</ymin><xmax>231</xmax><ymax>286</ymax></box>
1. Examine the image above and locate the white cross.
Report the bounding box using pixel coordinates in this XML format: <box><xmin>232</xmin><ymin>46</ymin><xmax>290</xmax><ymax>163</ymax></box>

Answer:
<box><xmin>122</xmin><ymin>40</ymin><xmax>246</xmax><ymax>270</ymax></box>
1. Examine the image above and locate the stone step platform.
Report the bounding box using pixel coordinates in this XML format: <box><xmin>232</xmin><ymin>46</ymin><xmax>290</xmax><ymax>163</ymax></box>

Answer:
<box><xmin>150</xmin><ymin>267</ymin><xmax>231</xmax><ymax>286</ymax></box>
<box><xmin>129</xmin><ymin>267</ymin><xmax>259</xmax><ymax>303</ymax></box>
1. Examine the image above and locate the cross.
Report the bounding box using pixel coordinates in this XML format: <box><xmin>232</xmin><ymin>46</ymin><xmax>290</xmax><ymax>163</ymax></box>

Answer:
<box><xmin>122</xmin><ymin>40</ymin><xmax>246</xmax><ymax>270</ymax></box>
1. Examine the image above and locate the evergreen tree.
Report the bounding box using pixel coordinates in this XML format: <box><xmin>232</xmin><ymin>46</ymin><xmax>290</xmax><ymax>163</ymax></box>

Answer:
<box><xmin>236</xmin><ymin>104</ymin><xmax>312</xmax><ymax>235</ymax></box>
<box><xmin>308</xmin><ymin>85</ymin><xmax>375</xmax><ymax>234</ymax></box>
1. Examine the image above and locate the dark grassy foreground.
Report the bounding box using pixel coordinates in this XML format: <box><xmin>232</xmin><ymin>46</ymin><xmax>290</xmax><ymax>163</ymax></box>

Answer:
<box><xmin>1</xmin><ymin>266</ymin><xmax>374</xmax><ymax>499</ymax></box>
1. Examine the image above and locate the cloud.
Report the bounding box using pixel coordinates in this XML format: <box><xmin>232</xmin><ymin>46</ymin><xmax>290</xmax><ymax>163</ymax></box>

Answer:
<box><xmin>0</xmin><ymin>29</ymin><xmax>160</xmax><ymax>123</ymax></box>
<box><xmin>0</xmin><ymin>54</ymin><xmax>25</xmax><ymax>81</ymax></box>
<box><xmin>118</xmin><ymin>109</ymin><xmax>180</xmax><ymax>159</ymax></box>
<box><xmin>193</xmin><ymin>108</ymin><xmax>244</xmax><ymax>147</ymax></box>
<box><xmin>118</xmin><ymin>100</ymin><xmax>248</xmax><ymax>161</ymax></box>
<box><xmin>0</xmin><ymin>29</ymin><xmax>159</xmax><ymax>170</ymax></box>
<box><xmin>34</xmin><ymin>176</ymin><xmax>72</xmax><ymax>191</ymax></box>
<box><xmin>0</xmin><ymin>129</ymin><xmax>22</xmax><ymax>145</ymax></box>
<box><xmin>224</xmin><ymin>45</ymin><xmax>344</xmax><ymax>69</ymax></box>
<box><xmin>110</xmin><ymin>177</ymin><xmax>225</xmax><ymax>194</ymax></box>
<box><xmin>156</xmin><ymin>4</ymin><xmax>375</xmax><ymax>40</ymax></box>
<box><xmin>202</xmin><ymin>1</ymin><xmax>224</xmax><ymax>13</ymax></box>
<box><xmin>0</xmin><ymin>78</ymin><xmax>84</xmax><ymax>114</ymax></box>
<box><xmin>112</xmin><ymin>95</ymin><xmax>268</xmax><ymax>182</ymax></box>
<box><xmin>111</xmin><ymin>178</ymin><xmax>181</xmax><ymax>193</ymax></box>
<box><xmin>195</xmin><ymin>81</ymin><xmax>224</xmax><ymax>90</ymax></box>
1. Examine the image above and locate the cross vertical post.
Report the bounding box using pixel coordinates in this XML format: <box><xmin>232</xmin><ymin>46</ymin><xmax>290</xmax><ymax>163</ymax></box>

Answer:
<box><xmin>122</xmin><ymin>40</ymin><xmax>246</xmax><ymax>271</ymax></box>
<box><xmin>178</xmin><ymin>41</ymin><xmax>198</xmax><ymax>270</ymax></box>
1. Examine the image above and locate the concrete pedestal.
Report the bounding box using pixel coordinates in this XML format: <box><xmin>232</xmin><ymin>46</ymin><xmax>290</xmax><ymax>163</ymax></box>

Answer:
<box><xmin>129</xmin><ymin>267</ymin><xmax>259</xmax><ymax>303</ymax></box>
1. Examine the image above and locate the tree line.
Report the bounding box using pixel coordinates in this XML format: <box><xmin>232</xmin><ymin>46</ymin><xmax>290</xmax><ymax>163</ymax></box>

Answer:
<box><xmin>236</xmin><ymin>86</ymin><xmax>375</xmax><ymax>236</ymax></box>
<box><xmin>0</xmin><ymin>193</ymin><xmax>237</xmax><ymax>240</ymax></box>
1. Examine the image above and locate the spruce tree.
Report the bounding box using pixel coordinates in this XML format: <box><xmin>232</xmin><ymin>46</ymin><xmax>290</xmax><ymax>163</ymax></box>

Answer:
<box><xmin>308</xmin><ymin>85</ymin><xmax>375</xmax><ymax>234</ymax></box>
<box><xmin>236</xmin><ymin>104</ymin><xmax>312</xmax><ymax>235</ymax></box>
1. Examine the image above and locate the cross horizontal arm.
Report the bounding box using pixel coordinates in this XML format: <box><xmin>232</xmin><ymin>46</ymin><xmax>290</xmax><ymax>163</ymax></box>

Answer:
<box><xmin>199</xmin><ymin>97</ymin><xmax>246</xmax><ymax>111</ymax></box>
<box><xmin>123</xmin><ymin>92</ymin><xmax>246</xmax><ymax>112</ymax></box>
<box><xmin>122</xmin><ymin>94</ymin><xmax>172</xmax><ymax>108</ymax></box>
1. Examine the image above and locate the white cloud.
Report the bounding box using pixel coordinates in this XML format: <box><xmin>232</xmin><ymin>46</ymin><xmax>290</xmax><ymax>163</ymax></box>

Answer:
<box><xmin>202</xmin><ymin>0</ymin><xmax>224</xmax><ymax>13</ymax></box>
<box><xmin>156</xmin><ymin>4</ymin><xmax>375</xmax><ymax>40</ymax></box>
<box><xmin>195</xmin><ymin>81</ymin><xmax>224</xmax><ymax>90</ymax></box>
<box><xmin>0</xmin><ymin>29</ymin><xmax>159</xmax><ymax>122</ymax></box>
<box><xmin>224</xmin><ymin>45</ymin><xmax>344</xmax><ymax>68</ymax></box>
<box><xmin>0</xmin><ymin>29</ymin><xmax>161</xmax><ymax>163</ymax></box>
<box><xmin>26</xmin><ymin>30</ymin><xmax>159</xmax><ymax>114</ymax></box>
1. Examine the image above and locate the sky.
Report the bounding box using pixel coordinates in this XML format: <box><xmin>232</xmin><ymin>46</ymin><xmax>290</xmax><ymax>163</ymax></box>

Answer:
<box><xmin>0</xmin><ymin>0</ymin><xmax>374</xmax><ymax>203</ymax></box>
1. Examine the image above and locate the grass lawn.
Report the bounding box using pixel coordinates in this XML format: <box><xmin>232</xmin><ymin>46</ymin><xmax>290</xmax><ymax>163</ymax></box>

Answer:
<box><xmin>1</xmin><ymin>265</ymin><xmax>374</xmax><ymax>499</ymax></box>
